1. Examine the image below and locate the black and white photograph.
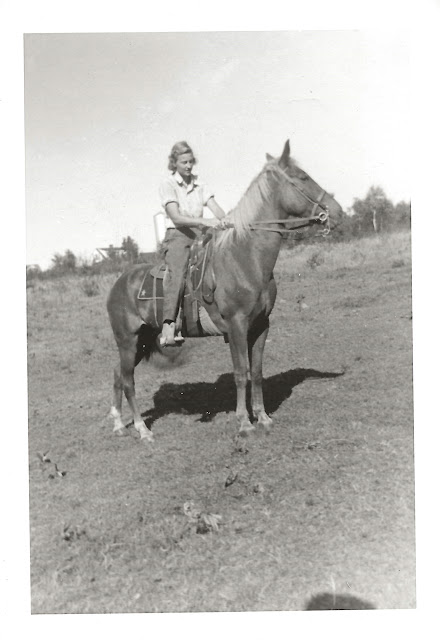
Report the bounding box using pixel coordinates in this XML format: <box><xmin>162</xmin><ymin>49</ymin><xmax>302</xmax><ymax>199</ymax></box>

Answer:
<box><xmin>2</xmin><ymin>1</ymin><xmax>439</xmax><ymax>636</ymax></box>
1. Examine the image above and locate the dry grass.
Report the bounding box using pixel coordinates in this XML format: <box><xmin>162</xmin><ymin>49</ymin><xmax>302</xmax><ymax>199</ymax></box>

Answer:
<box><xmin>27</xmin><ymin>231</ymin><xmax>414</xmax><ymax>613</ymax></box>
<box><xmin>277</xmin><ymin>230</ymin><xmax>411</xmax><ymax>277</ymax></box>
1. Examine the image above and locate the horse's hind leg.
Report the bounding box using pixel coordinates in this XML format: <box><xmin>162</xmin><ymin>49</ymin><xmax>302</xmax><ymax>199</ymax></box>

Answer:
<box><xmin>114</xmin><ymin>336</ymin><xmax>153</xmax><ymax>442</ymax></box>
<box><xmin>248</xmin><ymin>319</ymin><xmax>273</xmax><ymax>431</ymax></box>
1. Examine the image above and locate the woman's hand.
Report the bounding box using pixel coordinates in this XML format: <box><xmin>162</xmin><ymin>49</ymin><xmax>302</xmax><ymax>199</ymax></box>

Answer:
<box><xmin>218</xmin><ymin>217</ymin><xmax>234</xmax><ymax>229</ymax></box>
<box><xmin>201</xmin><ymin>217</ymin><xmax>234</xmax><ymax>231</ymax></box>
<box><xmin>201</xmin><ymin>218</ymin><xmax>222</xmax><ymax>229</ymax></box>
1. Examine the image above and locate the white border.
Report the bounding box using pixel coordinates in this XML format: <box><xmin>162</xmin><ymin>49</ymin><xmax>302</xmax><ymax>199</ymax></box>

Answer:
<box><xmin>2</xmin><ymin>1</ymin><xmax>439</xmax><ymax>638</ymax></box>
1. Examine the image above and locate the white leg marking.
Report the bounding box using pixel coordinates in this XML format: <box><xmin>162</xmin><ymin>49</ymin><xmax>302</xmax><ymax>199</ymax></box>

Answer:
<box><xmin>134</xmin><ymin>421</ymin><xmax>154</xmax><ymax>442</ymax></box>
<box><xmin>110</xmin><ymin>406</ymin><xmax>125</xmax><ymax>433</ymax></box>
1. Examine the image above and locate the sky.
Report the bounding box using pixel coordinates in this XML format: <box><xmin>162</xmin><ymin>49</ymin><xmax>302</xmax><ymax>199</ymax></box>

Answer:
<box><xmin>24</xmin><ymin>30</ymin><xmax>411</xmax><ymax>268</ymax></box>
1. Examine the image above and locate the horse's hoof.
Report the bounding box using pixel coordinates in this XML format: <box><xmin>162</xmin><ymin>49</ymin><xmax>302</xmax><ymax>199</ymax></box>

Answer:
<box><xmin>238</xmin><ymin>424</ymin><xmax>256</xmax><ymax>437</ymax></box>
<box><xmin>260</xmin><ymin>424</ymin><xmax>273</xmax><ymax>435</ymax></box>
<box><xmin>139</xmin><ymin>429</ymin><xmax>154</xmax><ymax>443</ymax></box>
<box><xmin>257</xmin><ymin>417</ymin><xmax>273</xmax><ymax>432</ymax></box>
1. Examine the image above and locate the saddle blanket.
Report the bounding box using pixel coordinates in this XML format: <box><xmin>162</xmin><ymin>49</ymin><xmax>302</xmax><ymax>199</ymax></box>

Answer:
<box><xmin>136</xmin><ymin>262</ymin><xmax>222</xmax><ymax>338</ymax></box>
<box><xmin>138</xmin><ymin>264</ymin><xmax>166</xmax><ymax>300</ymax></box>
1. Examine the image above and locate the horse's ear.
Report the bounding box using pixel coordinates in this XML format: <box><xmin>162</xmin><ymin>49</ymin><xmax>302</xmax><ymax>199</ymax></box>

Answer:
<box><xmin>279</xmin><ymin>140</ymin><xmax>290</xmax><ymax>168</ymax></box>
<box><xmin>266</xmin><ymin>153</ymin><xmax>274</xmax><ymax>161</ymax></box>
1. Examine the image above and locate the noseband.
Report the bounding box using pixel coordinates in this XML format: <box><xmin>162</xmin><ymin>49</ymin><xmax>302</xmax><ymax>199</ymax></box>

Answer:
<box><xmin>250</xmin><ymin>165</ymin><xmax>331</xmax><ymax>236</ymax></box>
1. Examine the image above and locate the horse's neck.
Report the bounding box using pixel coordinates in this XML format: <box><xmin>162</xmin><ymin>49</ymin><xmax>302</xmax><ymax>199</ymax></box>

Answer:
<box><xmin>254</xmin><ymin>190</ymin><xmax>287</xmax><ymax>224</ymax></box>
<box><xmin>231</xmin><ymin>198</ymin><xmax>283</xmax><ymax>280</ymax></box>
<box><xmin>216</xmin><ymin>174</ymin><xmax>284</xmax><ymax>278</ymax></box>
<box><xmin>251</xmin><ymin>206</ymin><xmax>284</xmax><ymax>277</ymax></box>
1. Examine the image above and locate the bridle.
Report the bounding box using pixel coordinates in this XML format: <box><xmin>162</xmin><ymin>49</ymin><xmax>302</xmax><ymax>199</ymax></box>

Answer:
<box><xmin>249</xmin><ymin>164</ymin><xmax>331</xmax><ymax>236</ymax></box>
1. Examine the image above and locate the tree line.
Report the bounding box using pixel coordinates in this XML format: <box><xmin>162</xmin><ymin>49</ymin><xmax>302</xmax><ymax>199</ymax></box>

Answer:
<box><xmin>27</xmin><ymin>236</ymin><xmax>151</xmax><ymax>280</ymax></box>
<box><xmin>28</xmin><ymin>186</ymin><xmax>410</xmax><ymax>279</ymax></box>
<box><xmin>284</xmin><ymin>185</ymin><xmax>410</xmax><ymax>248</ymax></box>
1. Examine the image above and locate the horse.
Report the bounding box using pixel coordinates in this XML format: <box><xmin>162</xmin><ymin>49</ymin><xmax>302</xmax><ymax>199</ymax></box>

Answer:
<box><xmin>107</xmin><ymin>140</ymin><xmax>344</xmax><ymax>442</ymax></box>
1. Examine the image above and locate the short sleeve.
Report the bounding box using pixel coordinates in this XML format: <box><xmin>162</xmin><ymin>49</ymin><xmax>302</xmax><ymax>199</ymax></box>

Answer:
<box><xmin>159</xmin><ymin>177</ymin><xmax>178</xmax><ymax>208</ymax></box>
<box><xmin>201</xmin><ymin>182</ymin><xmax>215</xmax><ymax>206</ymax></box>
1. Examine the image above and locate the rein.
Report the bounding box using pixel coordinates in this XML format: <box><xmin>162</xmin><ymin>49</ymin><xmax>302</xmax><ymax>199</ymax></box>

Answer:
<box><xmin>249</xmin><ymin>165</ymin><xmax>331</xmax><ymax>236</ymax></box>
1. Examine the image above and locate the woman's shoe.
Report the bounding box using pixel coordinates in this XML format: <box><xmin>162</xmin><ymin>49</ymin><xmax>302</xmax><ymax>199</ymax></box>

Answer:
<box><xmin>159</xmin><ymin>322</ymin><xmax>176</xmax><ymax>347</ymax></box>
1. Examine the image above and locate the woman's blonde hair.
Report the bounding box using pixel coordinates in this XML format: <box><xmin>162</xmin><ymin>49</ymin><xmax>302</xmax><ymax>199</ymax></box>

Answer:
<box><xmin>167</xmin><ymin>141</ymin><xmax>197</xmax><ymax>172</ymax></box>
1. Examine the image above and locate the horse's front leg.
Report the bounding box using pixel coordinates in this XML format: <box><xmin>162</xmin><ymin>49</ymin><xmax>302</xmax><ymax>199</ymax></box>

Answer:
<box><xmin>248</xmin><ymin>319</ymin><xmax>273</xmax><ymax>431</ymax></box>
<box><xmin>228</xmin><ymin>315</ymin><xmax>255</xmax><ymax>436</ymax></box>
<box><xmin>111</xmin><ymin>362</ymin><xmax>126</xmax><ymax>435</ymax></box>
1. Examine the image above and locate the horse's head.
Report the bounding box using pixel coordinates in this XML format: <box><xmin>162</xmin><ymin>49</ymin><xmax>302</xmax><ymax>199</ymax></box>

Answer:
<box><xmin>266</xmin><ymin>140</ymin><xmax>345</xmax><ymax>231</ymax></box>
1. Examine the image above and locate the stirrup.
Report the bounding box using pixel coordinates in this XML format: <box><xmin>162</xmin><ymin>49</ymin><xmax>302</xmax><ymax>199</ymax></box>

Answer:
<box><xmin>159</xmin><ymin>337</ymin><xmax>184</xmax><ymax>347</ymax></box>
<box><xmin>159</xmin><ymin>334</ymin><xmax>172</xmax><ymax>347</ymax></box>
<box><xmin>159</xmin><ymin>333</ymin><xmax>178</xmax><ymax>347</ymax></box>
<box><xmin>159</xmin><ymin>330</ymin><xmax>185</xmax><ymax>347</ymax></box>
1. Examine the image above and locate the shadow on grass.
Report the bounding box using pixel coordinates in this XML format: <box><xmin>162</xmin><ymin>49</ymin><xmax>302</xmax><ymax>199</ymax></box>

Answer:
<box><xmin>140</xmin><ymin>367</ymin><xmax>344</xmax><ymax>429</ymax></box>
<box><xmin>305</xmin><ymin>592</ymin><xmax>376</xmax><ymax>610</ymax></box>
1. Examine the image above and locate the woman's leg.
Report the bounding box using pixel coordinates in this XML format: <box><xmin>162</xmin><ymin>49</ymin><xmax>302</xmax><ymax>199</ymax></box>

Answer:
<box><xmin>161</xmin><ymin>228</ymin><xmax>194</xmax><ymax>344</ymax></box>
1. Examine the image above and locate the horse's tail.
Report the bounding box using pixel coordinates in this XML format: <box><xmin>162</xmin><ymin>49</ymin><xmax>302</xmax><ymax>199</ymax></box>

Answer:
<box><xmin>135</xmin><ymin>323</ymin><xmax>161</xmax><ymax>361</ymax></box>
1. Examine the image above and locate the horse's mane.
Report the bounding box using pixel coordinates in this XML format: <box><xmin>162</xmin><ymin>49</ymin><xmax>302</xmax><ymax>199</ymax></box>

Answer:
<box><xmin>215</xmin><ymin>157</ymin><xmax>302</xmax><ymax>249</ymax></box>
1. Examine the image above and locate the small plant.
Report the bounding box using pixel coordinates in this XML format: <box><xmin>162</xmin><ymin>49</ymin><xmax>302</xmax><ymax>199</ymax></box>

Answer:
<box><xmin>296</xmin><ymin>293</ymin><xmax>308</xmax><ymax>311</ymax></box>
<box><xmin>62</xmin><ymin>524</ymin><xmax>88</xmax><ymax>542</ymax></box>
<box><xmin>183</xmin><ymin>501</ymin><xmax>222</xmax><ymax>534</ymax></box>
<box><xmin>307</xmin><ymin>251</ymin><xmax>324</xmax><ymax>269</ymax></box>
<box><xmin>81</xmin><ymin>278</ymin><xmax>100</xmax><ymax>297</ymax></box>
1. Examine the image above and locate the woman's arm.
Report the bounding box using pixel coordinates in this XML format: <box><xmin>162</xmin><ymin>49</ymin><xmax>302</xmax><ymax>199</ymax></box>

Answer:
<box><xmin>206</xmin><ymin>197</ymin><xmax>226</xmax><ymax>220</ymax></box>
<box><xmin>165</xmin><ymin>202</ymin><xmax>219</xmax><ymax>228</ymax></box>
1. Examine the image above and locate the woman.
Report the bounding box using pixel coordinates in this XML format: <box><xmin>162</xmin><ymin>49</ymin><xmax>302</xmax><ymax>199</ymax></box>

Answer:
<box><xmin>158</xmin><ymin>141</ymin><xmax>227</xmax><ymax>346</ymax></box>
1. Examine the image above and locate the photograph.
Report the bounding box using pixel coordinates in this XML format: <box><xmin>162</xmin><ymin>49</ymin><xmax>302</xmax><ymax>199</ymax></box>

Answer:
<box><xmin>23</xmin><ymin>28</ymin><xmax>417</xmax><ymax>619</ymax></box>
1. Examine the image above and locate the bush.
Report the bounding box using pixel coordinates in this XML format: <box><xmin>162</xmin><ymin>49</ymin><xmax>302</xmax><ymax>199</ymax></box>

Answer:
<box><xmin>50</xmin><ymin>250</ymin><xmax>77</xmax><ymax>275</ymax></box>
<box><xmin>81</xmin><ymin>278</ymin><xmax>100</xmax><ymax>297</ymax></box>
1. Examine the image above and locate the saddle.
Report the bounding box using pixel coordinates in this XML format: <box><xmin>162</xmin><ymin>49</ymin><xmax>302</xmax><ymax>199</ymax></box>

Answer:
<box><xmin>137</xmin><ymin>232</ymin><xmax>223</xmax><ymax>338</ymax></box>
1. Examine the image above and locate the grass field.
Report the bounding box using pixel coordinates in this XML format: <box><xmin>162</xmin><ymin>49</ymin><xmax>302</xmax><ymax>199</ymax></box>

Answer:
<box><xmin>27</xmin><ymin>230</ymin><xmax>414</xmax><ymax>613</ymax></box>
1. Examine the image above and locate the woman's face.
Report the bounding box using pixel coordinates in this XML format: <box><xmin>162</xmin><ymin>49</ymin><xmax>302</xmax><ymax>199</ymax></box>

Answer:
<box><xmin>175</xmin><ymin>152</ymin><xmax>195</xmax><ymax>180</ymax></box>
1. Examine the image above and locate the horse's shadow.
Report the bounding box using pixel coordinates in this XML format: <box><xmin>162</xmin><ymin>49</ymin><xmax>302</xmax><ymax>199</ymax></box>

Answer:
<box><xmin>141</xmin><ymin>367</ymin><xmax>344</xmax><ymax>429</ymax></box>
<box><xmin>304</xmin><ymin>592</ymin><xmax>376</xmax><ymax>610</ymax></box>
